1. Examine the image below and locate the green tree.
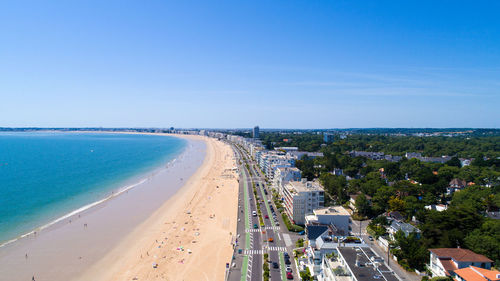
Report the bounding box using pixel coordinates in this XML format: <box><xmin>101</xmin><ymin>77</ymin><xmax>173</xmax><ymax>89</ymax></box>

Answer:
<box><xmin>446</xmin><ymin>157</ymin><xmax>462</xmax><ymax>167</ymax></box>
<box><xmin>392</xmin><ymin>230</ymin><xmax>428</xmax><ymax>271</ymax></box>
<box><xmin>464</xmin><ymin>219</ymin><xmax>500</xmax><ymax>264</ymax></box>
<box><xmin>355</xmin><ymin>193</ymin><xmax>372</xmax><ymax>217</ymax></box>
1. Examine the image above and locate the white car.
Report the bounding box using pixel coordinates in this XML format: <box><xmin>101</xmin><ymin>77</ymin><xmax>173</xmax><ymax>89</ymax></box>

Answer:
<box><xmin>252</xmin><ymin>211</ymin><xmax>257</xmax><ymax>217</ymax></box>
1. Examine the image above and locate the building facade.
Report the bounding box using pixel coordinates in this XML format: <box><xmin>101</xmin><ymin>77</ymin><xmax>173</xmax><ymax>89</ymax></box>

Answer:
<box><xmin>283</xmin><ymin>179</ymin><xmax>325</xmax><ymax>225</ymax></box>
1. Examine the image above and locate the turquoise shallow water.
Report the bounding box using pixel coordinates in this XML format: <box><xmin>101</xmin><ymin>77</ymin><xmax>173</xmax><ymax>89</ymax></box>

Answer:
<box><xmin>0</xmin><ymin>132</ymin><xmax>186</xmax><ymax>245</ymax></box>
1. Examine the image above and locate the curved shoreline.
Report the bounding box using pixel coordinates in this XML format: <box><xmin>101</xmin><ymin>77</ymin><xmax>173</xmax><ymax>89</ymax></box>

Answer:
<box><xmin>73</xmin><ymin>135</ymin><xmax>239</xmax><ymax>281</ymax></box>
<box><xmin>0</xmin><ymin>134</ymin><xmax>207</xmax><ymax>281</ymax></box>
<box><xmin>0</xmin><ymin>133</ymin><xmax>188</xmax><ymax>249</ymax></box>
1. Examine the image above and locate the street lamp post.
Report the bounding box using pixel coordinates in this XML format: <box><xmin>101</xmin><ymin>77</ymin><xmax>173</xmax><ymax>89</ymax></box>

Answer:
<box><xmin>387</xmin><ymin>244</ymin><xmax>392</xmax><ymax>266</ymax></box>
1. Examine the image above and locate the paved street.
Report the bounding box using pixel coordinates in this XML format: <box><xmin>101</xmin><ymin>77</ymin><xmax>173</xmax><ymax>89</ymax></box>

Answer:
<box><xmin>227</xmin><ymin>144</ymin><xmax>299</xmax><ymax>281</ymax></box>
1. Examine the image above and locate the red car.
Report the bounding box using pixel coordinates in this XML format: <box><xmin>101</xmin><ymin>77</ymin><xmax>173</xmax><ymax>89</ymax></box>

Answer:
<box><xmin>287</xmin><ymin>272</ymin><xmax>293</xmax><ymax>279</ymax></box>
<box><xmin>265</xmin><ymin>215</ymin><xmax>269</xmax><ymax>219</ymax></box>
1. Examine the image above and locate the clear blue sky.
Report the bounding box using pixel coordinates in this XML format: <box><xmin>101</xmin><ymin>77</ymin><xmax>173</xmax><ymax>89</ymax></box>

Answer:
<box><xmin>1</xmin><ymin>0</ymin><xmax>499</xmax><ymax>128</ymax></box>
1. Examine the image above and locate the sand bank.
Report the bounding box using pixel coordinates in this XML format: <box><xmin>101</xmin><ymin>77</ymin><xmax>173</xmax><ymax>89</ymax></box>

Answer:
<box><xmin>74</xmin><ymin>135</ymin><xmax>239</xmax><ymax>281</ymax></box>
<box><xmin>0</xmin><ymin>134</ymin><xmax>238</xmax><ymax>281</ymax></box>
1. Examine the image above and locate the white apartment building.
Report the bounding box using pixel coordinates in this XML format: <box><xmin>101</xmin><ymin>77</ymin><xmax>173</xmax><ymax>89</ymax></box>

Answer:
<box><xmin>305</xmin><ymin>206</ymin><xmax>351</xmax><ymax>236</ymax></box>
<box><xmin>283</xmin><ymin>179</ymin><xmax>325</xmax><ymax>225</ymax></box>
<box><xmin>273</xmin><ymin>167</ymin><xmax>302</xmax><ymax>195</ymax></box>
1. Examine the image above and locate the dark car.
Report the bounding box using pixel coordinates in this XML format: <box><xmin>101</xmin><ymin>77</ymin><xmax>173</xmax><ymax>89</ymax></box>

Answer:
<box><xmin>284</xmin><ymin>252</ymin><xmax>289</xmax><ymax>258</ymax></box>
<box><xmin>272</xmin><ymin>262</ymin><xmax>279</xmax><ymax>269</ymax></box>
<box><xmin>285</xmin><ymin>257</ymin><xmax>291</xmax><ymax>265</ymax></box>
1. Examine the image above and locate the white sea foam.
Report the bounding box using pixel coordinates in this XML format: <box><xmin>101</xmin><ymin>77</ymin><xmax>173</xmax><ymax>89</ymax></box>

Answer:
<box><xmin>0</xmin><ymin>147</ymin><xmax>189</xmax><ymax>249</ymax></box>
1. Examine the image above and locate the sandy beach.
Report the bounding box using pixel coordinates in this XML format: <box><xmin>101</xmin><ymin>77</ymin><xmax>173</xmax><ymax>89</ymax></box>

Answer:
<box><xmin>0</xmin><ymin>134</ymin><xmax>239</xmax><ymax>281</ymax></box>
<box><xmin>75</xmin><ymin>135</ymin><xmax>239</xmax><ymax>280</ymax></box>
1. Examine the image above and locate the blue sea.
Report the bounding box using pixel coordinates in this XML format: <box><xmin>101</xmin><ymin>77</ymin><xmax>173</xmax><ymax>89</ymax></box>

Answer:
<box><xmin>0</xmin><ymin>132</ymin><xmax>186</xmax><ymax>245</ymax></box>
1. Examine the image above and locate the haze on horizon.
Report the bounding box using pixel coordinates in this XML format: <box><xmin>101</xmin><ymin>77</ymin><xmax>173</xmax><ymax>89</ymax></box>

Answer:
<box><xmin>0</xmin><ymin>1</ymin><xmax>499</xmax><ymax>129</ymax></box>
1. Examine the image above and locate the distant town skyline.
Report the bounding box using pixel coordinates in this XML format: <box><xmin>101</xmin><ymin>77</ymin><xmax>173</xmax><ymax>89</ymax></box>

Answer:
<box><xmin>1</xmin><ymin>1</ymin><xmax>499</xmax><ymax>128</ymax></box>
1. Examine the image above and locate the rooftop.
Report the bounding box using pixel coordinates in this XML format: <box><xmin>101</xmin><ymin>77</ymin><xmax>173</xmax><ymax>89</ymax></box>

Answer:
<box><xmin>389</xmin><ymin>220</ymin><xmax>421</xmax><ymax>234</ymax></box>
<box><xmin>314</xmin><ymin>206</ymin><xmax>350</xmax><ymax>216</ymax></box>
<box><xmin>338</xmin><ymin>247</ymin><xmax>400</xmax><ymax>281</ymax></box>
<box><xmin>454</xmin><ymin>266</ymin><xmax>500</xmax><ymax>281</ymax></box>
<box><xmin>306</xmin><ymin>224</ymin><xmax>329</xmax><ymax>241</ymax></box>
<box><xmin>276</xmin><ymin>166</ymin><xmax>301</xmax><ymax>172</ymax></box>
<box><xmin>430</xmin><ymin>248</ymin><xmax>493</xmax><ymax>263</ymax></box>
<box><xmin>286</xmin><ymin>179</ymin><xmax>324</xmax><ymax>193</ymax></box>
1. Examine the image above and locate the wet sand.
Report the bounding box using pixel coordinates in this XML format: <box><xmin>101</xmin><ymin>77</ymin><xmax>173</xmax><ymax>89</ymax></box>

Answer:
<box><xmin>74</xmin><ymin>135</ymin><xmax>239</xmax><ymax>280</ymax></box>
<box><xmin>0</xmin><ymin>134</ymin><xmax>238</xmax><ymax>281</ymax></box>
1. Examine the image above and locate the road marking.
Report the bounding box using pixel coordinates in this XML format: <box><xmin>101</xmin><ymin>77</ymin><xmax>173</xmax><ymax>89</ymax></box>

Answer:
<box><xmin>283</xmin><ymin>233</ymin><xmax>293</xmax><ymax>247</ymax></box>
<box><xmin>263</xmin><ymin>226</ymin><xmax>280</xmax><ymax>230</ymax></box>
<box><xmin>245</xmin><ymin>228</ymin><xmax>262</xmax><ymax>232</ymax></box>
<box><xmin>277</xmin><ymin>232</ymin><xmax>282</xmax><ymax>241</ymax></box>
<box><xmin>244</xmin><ymin>249</ymin><xmax>265</xmax><ymax>255</ymax></box>
<box><xmin>243</xmin><ymin>248</ymin><xmax>286</xmax><ymax>254</ymax></box>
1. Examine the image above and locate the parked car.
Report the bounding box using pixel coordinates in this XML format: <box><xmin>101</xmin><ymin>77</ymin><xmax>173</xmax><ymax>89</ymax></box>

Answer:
<box><xmin>285</xmin><ymin>257</ymin><xmax>291</xmax><ymax>265</ymax></box>
<box><xmin>284</xmin><ymin>252</ymin><xmax>289</xmax><ymax>258</ymax></box>
<box><xmin>287</xmin><ymin>272</ymin><xmax>293</xmax><ymax>279</ymax></box>
<box><xmin>286</xmin><ymin>265</ymin><xmax>292</xmax><ymax>273</ymax></box>
<box><xmin>368</xmin><ymin>236</ymin><xmax>374</xmax><ymax>241</ymax></box>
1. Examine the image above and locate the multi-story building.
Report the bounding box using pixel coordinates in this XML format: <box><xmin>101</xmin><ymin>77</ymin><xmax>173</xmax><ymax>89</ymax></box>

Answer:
<box><xmin>273</xmin><ymin>167</ymin><xmax>302</xmax><ymax>195</ymax></box>
<box><xmin>319</xmin><ymin>247</ymin><xmax>399</xmax><ymax>281</ymax></box>
<box><xmin>253</xmin><ymin>126</ymin><xmax>260</xmax><ymax>139</ymax></box>
<box><xmin>283</xmin><ymin>179</ymin><xmax>324</xmax><ymax>225</ymax></box>
<box><xmin>305</xmin><ymin>206</ymin><xmax>351</xmax><ymax>236</ymax></box>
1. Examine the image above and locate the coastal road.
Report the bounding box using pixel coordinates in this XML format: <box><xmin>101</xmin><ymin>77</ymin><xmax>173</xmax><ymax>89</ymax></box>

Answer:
<box><xmin>248</xmin><ymin>157</ymin><xmax>302</xmax><ymax>280</ymax></box>
<box><xmin>228</xmin><ymin>143</ymin><xmax>300</xmax><ymax>281</ymax></box>
<box><xmin>227</xmin><ymin>145</ymin><xmax>263</xmax><ymax>281</ymax></box>
<box><xmin>247</xmin><ymin>152</ymin><xmax>297</xmax><ymax>281</ymax></box>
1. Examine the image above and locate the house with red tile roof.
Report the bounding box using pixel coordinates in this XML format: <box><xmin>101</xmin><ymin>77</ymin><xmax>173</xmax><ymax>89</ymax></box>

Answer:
<box><xmin>429</xmin><ymin>248</ymin><xmax>493</xmax><ymax>278</ymax></box>
<box><xmin>454</xmin><ymin>266</ymin><xmax>500</xmax><ymax>281</ymax></box>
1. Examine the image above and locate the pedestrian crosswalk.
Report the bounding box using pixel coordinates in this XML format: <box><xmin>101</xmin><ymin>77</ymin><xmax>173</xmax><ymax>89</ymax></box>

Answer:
<box><xmin>266</xmin><ymin>246</ymin><xmax>287</xmax><ymax>252</ymax></box>
<box><xmin>244</xmin><ymin>249</ymin><xmax>265</xmax><ymax>255</ymax></box>
<box><xmin>245</xmin><ymin>226</ymin><xmax>280</xmax><ymax>232</ymax></box>
<box><xmin>244</xmin><ymin>247</ymin><xmax>287</xmax><ymax>255</ymax></box>
<box><xmin>263</xmin><ymin>226</ymin><xmax>280</xmax><ymax>230</ymax></box>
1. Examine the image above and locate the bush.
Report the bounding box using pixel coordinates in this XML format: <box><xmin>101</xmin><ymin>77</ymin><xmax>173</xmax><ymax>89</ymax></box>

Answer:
<box><xmin>300</xmin><ymin>267</ymin><xmax>313</xmax><ymax>281</ymax></box>
<box><xmin>281</xmin><ymin>213</ymin><xmax>305</xmax><ymax>232</ymax></box>
<box><xmin>296</xmin><ymin>238</ymin><xmax>304</xmax><ymax>248</ymax></box>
